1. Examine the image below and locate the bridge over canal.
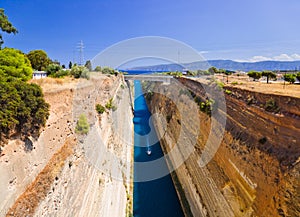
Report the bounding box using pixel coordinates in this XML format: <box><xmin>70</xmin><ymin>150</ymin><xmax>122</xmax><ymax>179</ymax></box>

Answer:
<box><xmin>124</xmin><ymin>74</ymin><xmax>173</xmax><ymax>83</ymax></box>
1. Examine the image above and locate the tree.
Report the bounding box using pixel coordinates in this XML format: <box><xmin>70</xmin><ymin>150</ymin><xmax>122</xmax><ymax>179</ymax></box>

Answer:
<box><xmin>0</xmin><ymin>47</ymin><xmax>49</xmax><ymax>144</ymax></box>
<box><xmin>247</xmin><ymin>71</ymin><xmax>262</xmax><ymax>81</ymax></box>
<box><xmin>0</xmin><ymin>48</ymin><xmax>32</xmax><ymax>81</ymax></box>
<box><xmin>283</xmin><ymin>74</ymin><xmax>296</xmax><ymax>84</ymax></box>
<box><xmin>208</xmin><ymin>66</ymin><xmax>219</xmax><ymax>74</ymax></box>
<box><xmin>0</xmin><ymin>9</ymin><xmax>18</xmax><ymax>48</ymax></box>
<box><xmin>262</xmin><ymin>70</ymin><xmax>276</xmax><ymax>83</ymax></box>
<box><xmin>0</xmin><ymin>81</ymin><xmax>49</xmax><ymax>143</ymax></box>
<box><xmin>218</xmin><ymin>68</ymin><xmax>226</xmax><ymax>74</ymax></box>
<box><xmin>13</xmin><ymin>82</ymin><xmax>50</xmax><ymax>138</ymax></box>
<box><xmin>27</xmin><ymin>50</ymin><xmax>51</xmax><ymax>71</ymax></box>
<box><xmin>224</xmin><ymin>70</ymin><xmax>233</xmax><ymax>83</ymax></box>
<box><xmin>68</xmin><ymin>61</ymin><xmax>73</xmax><ymax>69</ymax></box>
<box><xmin>46</xmin><ymin>63</ymin><xmax>61</xmax><ymax>76</ymax></box>
<box><xmin>85</xmin><ymin>60</ymin><xmax>92</xmax><ymax>71</ymax></box>
<box><xmin>94</xmin><ymin>66</ymin><xmax>101</xmax><ymax>72</ymax></box>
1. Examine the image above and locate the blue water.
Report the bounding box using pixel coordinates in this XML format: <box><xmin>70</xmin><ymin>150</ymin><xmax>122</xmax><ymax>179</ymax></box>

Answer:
<box><xmin>133</xmin><ymin>80</ymin><xmax>184</xmax><ymax>217</ymax></box>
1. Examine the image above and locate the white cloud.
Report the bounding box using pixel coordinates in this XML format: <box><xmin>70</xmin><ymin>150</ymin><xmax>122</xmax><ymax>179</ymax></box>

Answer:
<box><xmin>235</xmin><ymin>53</ymin><xmax>300</xmax><ymax>62</ymax></box>
<box><xmin>199</xmin><ymin>51</ymin><xmax>209</xmax><ymax>54</ymax></box>
<box><xmin>291</xmin><ymin>53</ymin><xmax>300</xmax><ymax>60</ymax></box>
<box><xmin>273</xmin><ymin>54</ymin><xmax>293</xmax><ymax>61</ymax></box>
<box><xmin>235</xmin><ymin>56</ymin><xmax>272</xmax><ymax>62</ymax></box>
<box><xmin>250</xmin><ymin>56</ymin><xmax>273</xmax><ymax>62</ymax></box>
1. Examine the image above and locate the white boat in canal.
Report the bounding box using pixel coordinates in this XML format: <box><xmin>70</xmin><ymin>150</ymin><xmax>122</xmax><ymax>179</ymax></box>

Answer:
<box><xmin>146</xmin><ymin>137</ymin><xmax>151</xmax><ymax>155</ymax></box>
<box><xmin>146</xmin><ymin>148</ymin><xmax>152</xmax><ymax>156</ymax></box>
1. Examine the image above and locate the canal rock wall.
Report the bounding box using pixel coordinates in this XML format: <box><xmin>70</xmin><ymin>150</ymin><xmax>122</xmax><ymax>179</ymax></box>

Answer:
<box><xmin>145</xmin><ymin>77</ymin><xmax>300</xmax><ymax>217</ymax></box>
<box><xmin>2</xmin><ymin>74</ymin><xmax>133</xmax><ymax>217</ymax></box>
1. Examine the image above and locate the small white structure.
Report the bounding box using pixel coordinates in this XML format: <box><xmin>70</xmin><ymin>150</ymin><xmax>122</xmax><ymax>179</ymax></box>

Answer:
<box><xmin>32</xmin><ymin>71</ymin><xmax>47</xmax><ymax>79</ymax></box>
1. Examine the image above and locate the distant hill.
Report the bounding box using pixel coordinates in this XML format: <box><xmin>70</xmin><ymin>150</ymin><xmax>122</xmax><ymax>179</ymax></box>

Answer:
<box><xmin>126</xmin><ymin>60</ymin><xmax>300</xmax><ymax>72</ymax></box>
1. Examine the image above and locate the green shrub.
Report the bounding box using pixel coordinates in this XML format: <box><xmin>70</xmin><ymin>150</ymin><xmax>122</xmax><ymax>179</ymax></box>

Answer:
<box><xmin>247</xmin><ymin>96</ymin><xmax>254</xmax><ymax>105</ymax></box>
<box><xmin>49</xmin><ymin>69</ymin><xmax>70</xmax><ymax>78</ymax></box>
<box><xmin>81</xmin><ymin>68</ymin><xmax>90</xmax><ymax>79</ymax></box>
<box><xmin>163</xmin><ymin>71</ymin><xmax>183</xmax><ymax>77</ymax></box>
<box><xmin>225</xmin><ymin>89</ymin><xmax>232</xmax><ymax>95</ymax></box>
<box><xmin>94</xmin><ymin>66</ymin><xmax>102</xmax><ymax>72</ymax></box>
<box><xmin>145</xmin><ymin>90</ymin><xmax>153</xmax><ymax>101</ymax></box>
<box><xmin>231</xmin><ymin>81</ymin><xmax>238</xmax><ymax>85</ymax></box>
<box><xmin>56</xmin><ymin>69</ymin><xmax>70</xmax><ymax>77</ymax></box>
<box><xmin>105</xmin><ymin>98</ymin><xmax>113</xmax><ymax>109</ymax></box>
<box><xmin>46</xmin><ymin>63</ymin><xmax>61</xmax><ymax>76</ymax></box>
<box><xmin>199</xmin><ymin>99</ymin><xmax>214</xmax><ymax>116</ymax></box>
<box><xmin>75</xmin><ymin>114</ymin><xmax>89</xmax><ymax>134</ymax></box>
<box><xmin>71</xmin><ymin>65</ymin><xmax>90</xmax><ymax>79</ymax></box>
<box><xmin>102</xmin><ymin>67</ymin><xmax>117</xmax><ymax>75</ymax></box>
<box><xmin>96</xmin><ymin>104</ymin><xmax>105</xmax><ymax>114</ymax></box>
<box><xmin>265</xmin><ymin>98</ymin><xmax>280</xmax><ymax>113</ymax></box>
<box><xmin>216</xmin><ymin>80</ymin><xmax>224</xmax><ymax>90</ymax></box>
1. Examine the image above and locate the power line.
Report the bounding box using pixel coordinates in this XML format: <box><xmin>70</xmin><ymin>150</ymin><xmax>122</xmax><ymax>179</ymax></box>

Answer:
<box><xmin>77</xmin><ymin>40</ymin><xmax>85</xmax><ymax>65</ymax></box>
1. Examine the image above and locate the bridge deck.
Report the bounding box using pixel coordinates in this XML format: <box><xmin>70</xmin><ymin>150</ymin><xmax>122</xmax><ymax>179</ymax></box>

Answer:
<box><xmin>124</xmin><ymin>75</ymin><xmax>173</xmax><ymax>82</ymax></box>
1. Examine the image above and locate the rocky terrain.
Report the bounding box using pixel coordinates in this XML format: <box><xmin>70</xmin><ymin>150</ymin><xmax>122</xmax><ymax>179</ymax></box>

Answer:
<box><xmin>1</xmin><ymin>73</ymin><xmax>299</xmax><ymax>217</ymax></box>
<box><xmin>0</xmin><ymin>74</ymin><xmax>133</xmax><ymax>217</ymax></box>
<box><xmin>145</xmin><ymin>77</ymin><xmax>300</xmax><ymax>217</ymax></box>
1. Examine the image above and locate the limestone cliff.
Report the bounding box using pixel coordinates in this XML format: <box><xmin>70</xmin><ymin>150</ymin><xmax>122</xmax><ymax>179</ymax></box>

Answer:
<box><xmin>1</xmin><ymin>74</ymin><xmax>133</xmax><ymax>217</ymax></box>
<box><xmin>145</xmin><ymin>77</ymin><xmax>300</xmax><ymax>217</ymax></box>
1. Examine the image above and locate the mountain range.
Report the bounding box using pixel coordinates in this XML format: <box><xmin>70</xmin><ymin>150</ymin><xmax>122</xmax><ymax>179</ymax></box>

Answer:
<box><xmin>126</xmin><ymin>60</ymin><xmax>300</xmax><ymax>72</ymax></box>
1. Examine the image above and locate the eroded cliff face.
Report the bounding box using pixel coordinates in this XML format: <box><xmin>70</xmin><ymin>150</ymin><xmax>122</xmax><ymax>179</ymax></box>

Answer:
<box><xmin>145</xmin><ymin>77</ymin><xmax>300</xmax><ymax>217</ymax></box>
<box><xmin>1</xmin><ymin>74</ymin><xmax>133</xmax><ymax>217</ymax></box>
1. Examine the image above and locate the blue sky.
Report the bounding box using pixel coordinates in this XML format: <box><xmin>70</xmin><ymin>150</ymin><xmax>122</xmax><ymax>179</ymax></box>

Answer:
<box><xmin>1</xmin><ymin>0</ymin><xmax>300</xmax><ymax>65</ymax></box>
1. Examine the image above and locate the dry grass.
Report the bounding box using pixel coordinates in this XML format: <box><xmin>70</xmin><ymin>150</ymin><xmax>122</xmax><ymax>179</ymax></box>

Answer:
<box><xmin>29</xmin><ymin>77</ymin><xmax>79</xmax><ymax>94</ymax></box>
<box><xmin>30</xmin><ymin>77</ymin><xmax>70</xmax><ymax>86</ymax></box>
<box><xmin>6</xmin><ymin>137</ymin><xmax>76</xmax><ymax>217</ymax></box>
<box><xmin>215</xmin><ymin>74</ymin><xmax>300</xmax><ymax>98</ymax></box>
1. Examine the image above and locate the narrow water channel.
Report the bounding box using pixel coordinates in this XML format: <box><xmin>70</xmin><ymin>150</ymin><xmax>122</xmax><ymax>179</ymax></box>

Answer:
<box><xmin>133</xmin><ymin>80</ymin><xmax>184</xmax><ymax>217</ymax></box>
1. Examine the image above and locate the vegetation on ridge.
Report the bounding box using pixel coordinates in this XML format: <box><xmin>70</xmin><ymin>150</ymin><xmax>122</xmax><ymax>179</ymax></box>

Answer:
<box><xmin>0</xmin><ymin>48</ymin><xmax>49</xmax><ymax>145</ymax></box>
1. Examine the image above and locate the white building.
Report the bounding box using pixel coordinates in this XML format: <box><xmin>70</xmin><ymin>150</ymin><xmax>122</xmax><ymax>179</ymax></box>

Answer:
<box><xmin>32</xmin><ymin>71</ymin><xmax>47</xmax><ymax>79</ymax></box>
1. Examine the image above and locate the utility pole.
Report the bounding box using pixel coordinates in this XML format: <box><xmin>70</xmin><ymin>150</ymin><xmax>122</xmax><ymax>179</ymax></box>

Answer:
<box><xmin>77</xmin><ymin>40</ymin><xmax>85</xmax><ymax>66</ymax></box>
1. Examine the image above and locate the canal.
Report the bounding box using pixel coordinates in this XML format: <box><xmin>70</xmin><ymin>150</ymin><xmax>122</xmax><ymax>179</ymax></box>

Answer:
<box><xmin>133</xmin><ymin>80</ymin><xmax>184</xmax><ymax>217</ymax></box>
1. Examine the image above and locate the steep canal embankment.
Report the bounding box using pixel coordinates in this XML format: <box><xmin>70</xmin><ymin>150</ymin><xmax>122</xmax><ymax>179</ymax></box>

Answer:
<box><xmin>145</xmin><ymin>77</ymin><xmax>300</xmax><ymax>217</ymax></box>
<box><xmin>2</xmin><ymin>74</ymin><xmax>134</xmax><ymax>217</ymax></box>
